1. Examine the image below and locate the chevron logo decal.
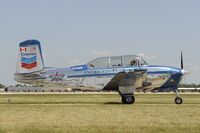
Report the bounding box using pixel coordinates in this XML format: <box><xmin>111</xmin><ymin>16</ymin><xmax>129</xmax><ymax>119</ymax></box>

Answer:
<box><xmin>20</xmin><ymin>47</ymin><xmax>37</xmax><ymax>69</ymax></box>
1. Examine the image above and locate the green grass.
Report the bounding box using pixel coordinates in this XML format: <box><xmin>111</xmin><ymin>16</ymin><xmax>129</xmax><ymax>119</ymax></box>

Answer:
<box><xmin>0</xmin><ymin>93</ymin><xmax>199</xmax><ymax>133</ymax></box>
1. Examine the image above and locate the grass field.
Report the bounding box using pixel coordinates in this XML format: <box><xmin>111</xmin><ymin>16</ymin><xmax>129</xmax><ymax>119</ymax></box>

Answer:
<box><xmin>0</xmin><ymin>93</ymin><xmax>199</xmax><ymax>133</ymax></box>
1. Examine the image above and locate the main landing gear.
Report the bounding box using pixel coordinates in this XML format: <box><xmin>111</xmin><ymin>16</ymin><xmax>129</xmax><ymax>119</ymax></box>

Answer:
<box><xmin>121</xmin><ymin>95</ymin><xmax>135</xmax><ymax>104</ymax></box>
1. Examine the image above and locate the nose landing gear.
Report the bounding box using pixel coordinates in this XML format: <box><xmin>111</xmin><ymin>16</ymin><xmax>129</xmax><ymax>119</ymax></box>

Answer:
<box><xmin>174</xmin><ymin>89</ymin><xmax>183</xmax><ymax>105</ymax></box>
<box><xmin>175</xmin><ymin>97</ymin><xmax>183</xmax><ymax>104</ymax></box>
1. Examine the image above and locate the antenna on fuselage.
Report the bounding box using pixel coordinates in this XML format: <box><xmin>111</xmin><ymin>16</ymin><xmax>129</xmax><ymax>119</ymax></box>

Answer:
<box><xmin>108</xmin><ymin>56</ymin><xmax>111</xmax><ymax>68</ymax></box>
<box><xmin>121</xmin><ymin>56</ymin><xmax>123</xmax><ymax>66</ymax></box>
<box><xmin>137</xmin><ymin>56</ymin><xmax>141</xmax><ymax>67</ymax></box>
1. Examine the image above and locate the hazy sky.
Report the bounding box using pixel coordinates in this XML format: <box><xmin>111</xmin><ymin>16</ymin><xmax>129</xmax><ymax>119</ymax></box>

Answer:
<box><xmin>0</xmin><ymin>0</ymin><xmax>200</xmax><ymax>85</ymax></box>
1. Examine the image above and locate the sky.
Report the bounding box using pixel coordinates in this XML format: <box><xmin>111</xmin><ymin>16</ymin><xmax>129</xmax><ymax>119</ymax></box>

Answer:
<box><xmin>0</xmin><ymin>0</ymin><xmax>200</xmax><ymax>85</ymax></box>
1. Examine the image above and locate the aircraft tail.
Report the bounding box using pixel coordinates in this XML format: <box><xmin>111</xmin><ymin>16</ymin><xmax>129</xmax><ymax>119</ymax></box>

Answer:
<box><xmin>16</xmin><ymin>40</ymin><xmax>44</xmax><ymax>74</ymax></box>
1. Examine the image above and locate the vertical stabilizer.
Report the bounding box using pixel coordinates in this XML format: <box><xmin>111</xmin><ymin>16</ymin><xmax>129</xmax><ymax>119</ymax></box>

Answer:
<box><xmin>16</xmin><ymin>40</ymin><xmax>44</xmax><ymax>74</ymax></box>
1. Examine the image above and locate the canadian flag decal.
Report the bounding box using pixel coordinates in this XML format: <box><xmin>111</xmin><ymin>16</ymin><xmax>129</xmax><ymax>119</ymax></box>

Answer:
<box><xmin>20</xmin><ymin>47</ymin><xmax>27</xmax><ymax>52</ymax></box>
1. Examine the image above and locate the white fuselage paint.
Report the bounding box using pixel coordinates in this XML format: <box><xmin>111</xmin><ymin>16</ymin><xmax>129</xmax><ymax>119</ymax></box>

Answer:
<box><xmin>15</xmin><ymin>65</ymin><xmax>181</xmax><ymax>91</ymax></box>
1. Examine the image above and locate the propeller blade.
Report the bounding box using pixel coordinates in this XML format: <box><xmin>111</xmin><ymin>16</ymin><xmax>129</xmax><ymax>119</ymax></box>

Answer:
<box><xmin>181</xmin><ymin>51</ymin><xmax>183</xmax><ymax>70</ymax></box>
<box><xmin>180</xmin><ymin>51</ymin><xmax>189</xmax><ymax>84</ymax></box>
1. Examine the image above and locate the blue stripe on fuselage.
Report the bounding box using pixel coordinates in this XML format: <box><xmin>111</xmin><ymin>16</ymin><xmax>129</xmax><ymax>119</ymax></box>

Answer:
<box><xmin>67</xmin><ymin>71</ymin><xmax>171</xmax><ymax>78</ymax></box>
<box><xmin>68</xmin><ymin>73</ymin><xmax>116</xmax><ymax>78</ymax></box>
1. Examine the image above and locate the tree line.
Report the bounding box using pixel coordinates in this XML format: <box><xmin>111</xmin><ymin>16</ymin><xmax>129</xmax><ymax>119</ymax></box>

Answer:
<box><xmin>0</xmin><ymin>84</ymin><xmax>5</xmax><ymax>88</ymax></box>
<box><xmin>1</xmin><ymin>83</ymin><xmax>200</xmax><ymax>89</ymax></box>
<box><xmin>179</xmin><ymin>83</ymin><xmax>200</xmax><ymax>88</ymax></box>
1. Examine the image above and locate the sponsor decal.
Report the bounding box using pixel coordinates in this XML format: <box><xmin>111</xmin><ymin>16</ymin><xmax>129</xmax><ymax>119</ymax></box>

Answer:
<box><xmin>20</xmin><ymin>47</ymin><xmax>37</xmax><ymax>69</ymax></box>
<box><xmin>86</xmin><ymin>68</ymin><xmax>135</xmax><ymax>74</ymax></box>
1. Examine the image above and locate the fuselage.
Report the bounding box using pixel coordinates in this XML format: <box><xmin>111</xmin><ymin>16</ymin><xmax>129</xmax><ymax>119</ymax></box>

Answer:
<box><xmin>15</xmin><ymin>64</ymin><xmax>183</xmax><ymax>92</ymax></box>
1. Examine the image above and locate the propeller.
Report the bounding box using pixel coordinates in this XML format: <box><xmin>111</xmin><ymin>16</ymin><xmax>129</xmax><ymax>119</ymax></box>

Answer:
<box><xmin>180</xmin><ymin>52</ymin><xmax>189</xmax><ymax>83</ymax></box>
<box><xmin>181</xmin><ymin>51</ymin><xmax>183</xmax><ymax>70</ymax></box>
<box><xmin>180</xmin><ymin>51</ymin><xmax>189</xmax><ymax>75</ymax></box>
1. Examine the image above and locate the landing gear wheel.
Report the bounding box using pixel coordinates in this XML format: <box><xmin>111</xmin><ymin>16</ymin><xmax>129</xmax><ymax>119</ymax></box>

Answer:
<box><xmin>121</xmin><ymin>96</ymin><xmax>135</xmax><ymax>104</ymax></box>
<box><xmin>175</xmin><ymin>97</ymin><xmax>183</xmax><ymax>104</ymax></box>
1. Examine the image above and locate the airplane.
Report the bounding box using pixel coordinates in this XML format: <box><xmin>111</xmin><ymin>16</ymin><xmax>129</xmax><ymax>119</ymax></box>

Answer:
<box><xmin>14</xmin><ymin>39</ymin><xmax>188</xmax><ymax>104</ymax></box>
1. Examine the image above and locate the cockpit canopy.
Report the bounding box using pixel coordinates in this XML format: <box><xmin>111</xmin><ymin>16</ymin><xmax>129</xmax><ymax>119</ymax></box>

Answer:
<box><xmin>87</xmin><ymin>55</ymin><xmax>148</xmax><ymax>68</ymax></box>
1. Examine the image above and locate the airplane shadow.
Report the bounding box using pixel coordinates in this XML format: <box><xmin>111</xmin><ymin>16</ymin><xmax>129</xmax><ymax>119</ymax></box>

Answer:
<box><xmin>0</xmin><ymin>101</ymin><xmax>123</xmax><ymax>105</ymax></box>
<box><xmin>1</xmin><ymin>102</ymin><xmax>199</xmax><ymax>105</ymax></box>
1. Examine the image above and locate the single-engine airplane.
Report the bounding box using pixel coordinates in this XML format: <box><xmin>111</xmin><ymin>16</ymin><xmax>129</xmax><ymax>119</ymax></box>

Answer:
<box><xmin>15</xmin><ymin>40</ymin><xmax>188</xmax><ymax>104</ymax></box>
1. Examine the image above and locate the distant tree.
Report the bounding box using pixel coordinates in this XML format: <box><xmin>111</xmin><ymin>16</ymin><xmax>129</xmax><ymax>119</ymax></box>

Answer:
<box><xmin>196</xmin><ymin>84</ymin><xmax>200</xmax><ymax>88</ymax></box>
<box><xmin>179</xmin><ymin>83</ymin><xmax>198</xmax><ymax>88</ymax></box>
<box><xmin>15</xmin><ymin>84</ymin><xmax>23</xmax><ymax>87</ymax></box>
<box><xmin>0</xmin><ymin>83</ymin><xmax>5</xmax><ymax>88</ymax></box>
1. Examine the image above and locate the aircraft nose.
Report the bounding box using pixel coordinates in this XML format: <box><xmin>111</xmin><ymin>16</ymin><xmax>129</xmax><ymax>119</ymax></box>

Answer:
<box><xmin>171</xmin><ymin>68</ymin><xmax>182</xmax><ymax>76</ymax></box>
<box><xmin>181</xmin><ymin>69</ymin><xmax>189</xmax><ymax>75</ymax></box>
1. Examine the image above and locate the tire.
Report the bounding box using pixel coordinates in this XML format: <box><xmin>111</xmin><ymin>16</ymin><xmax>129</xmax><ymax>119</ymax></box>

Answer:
<box><xmin>175</xmin><ymin>97</ymin><xmax>183</xmax><ymax>104</ymax></box>
<box><xmin>121</xmin><ymin>96</ymin><xmax>135</xmax><ymax>104</ymax></box>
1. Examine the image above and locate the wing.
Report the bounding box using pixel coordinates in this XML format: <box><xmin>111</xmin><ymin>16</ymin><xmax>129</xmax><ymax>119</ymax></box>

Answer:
<box><xmin>103</xmin><ymin>69</ymin><xmax>148</xmax><ymax>94</ymax></box>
